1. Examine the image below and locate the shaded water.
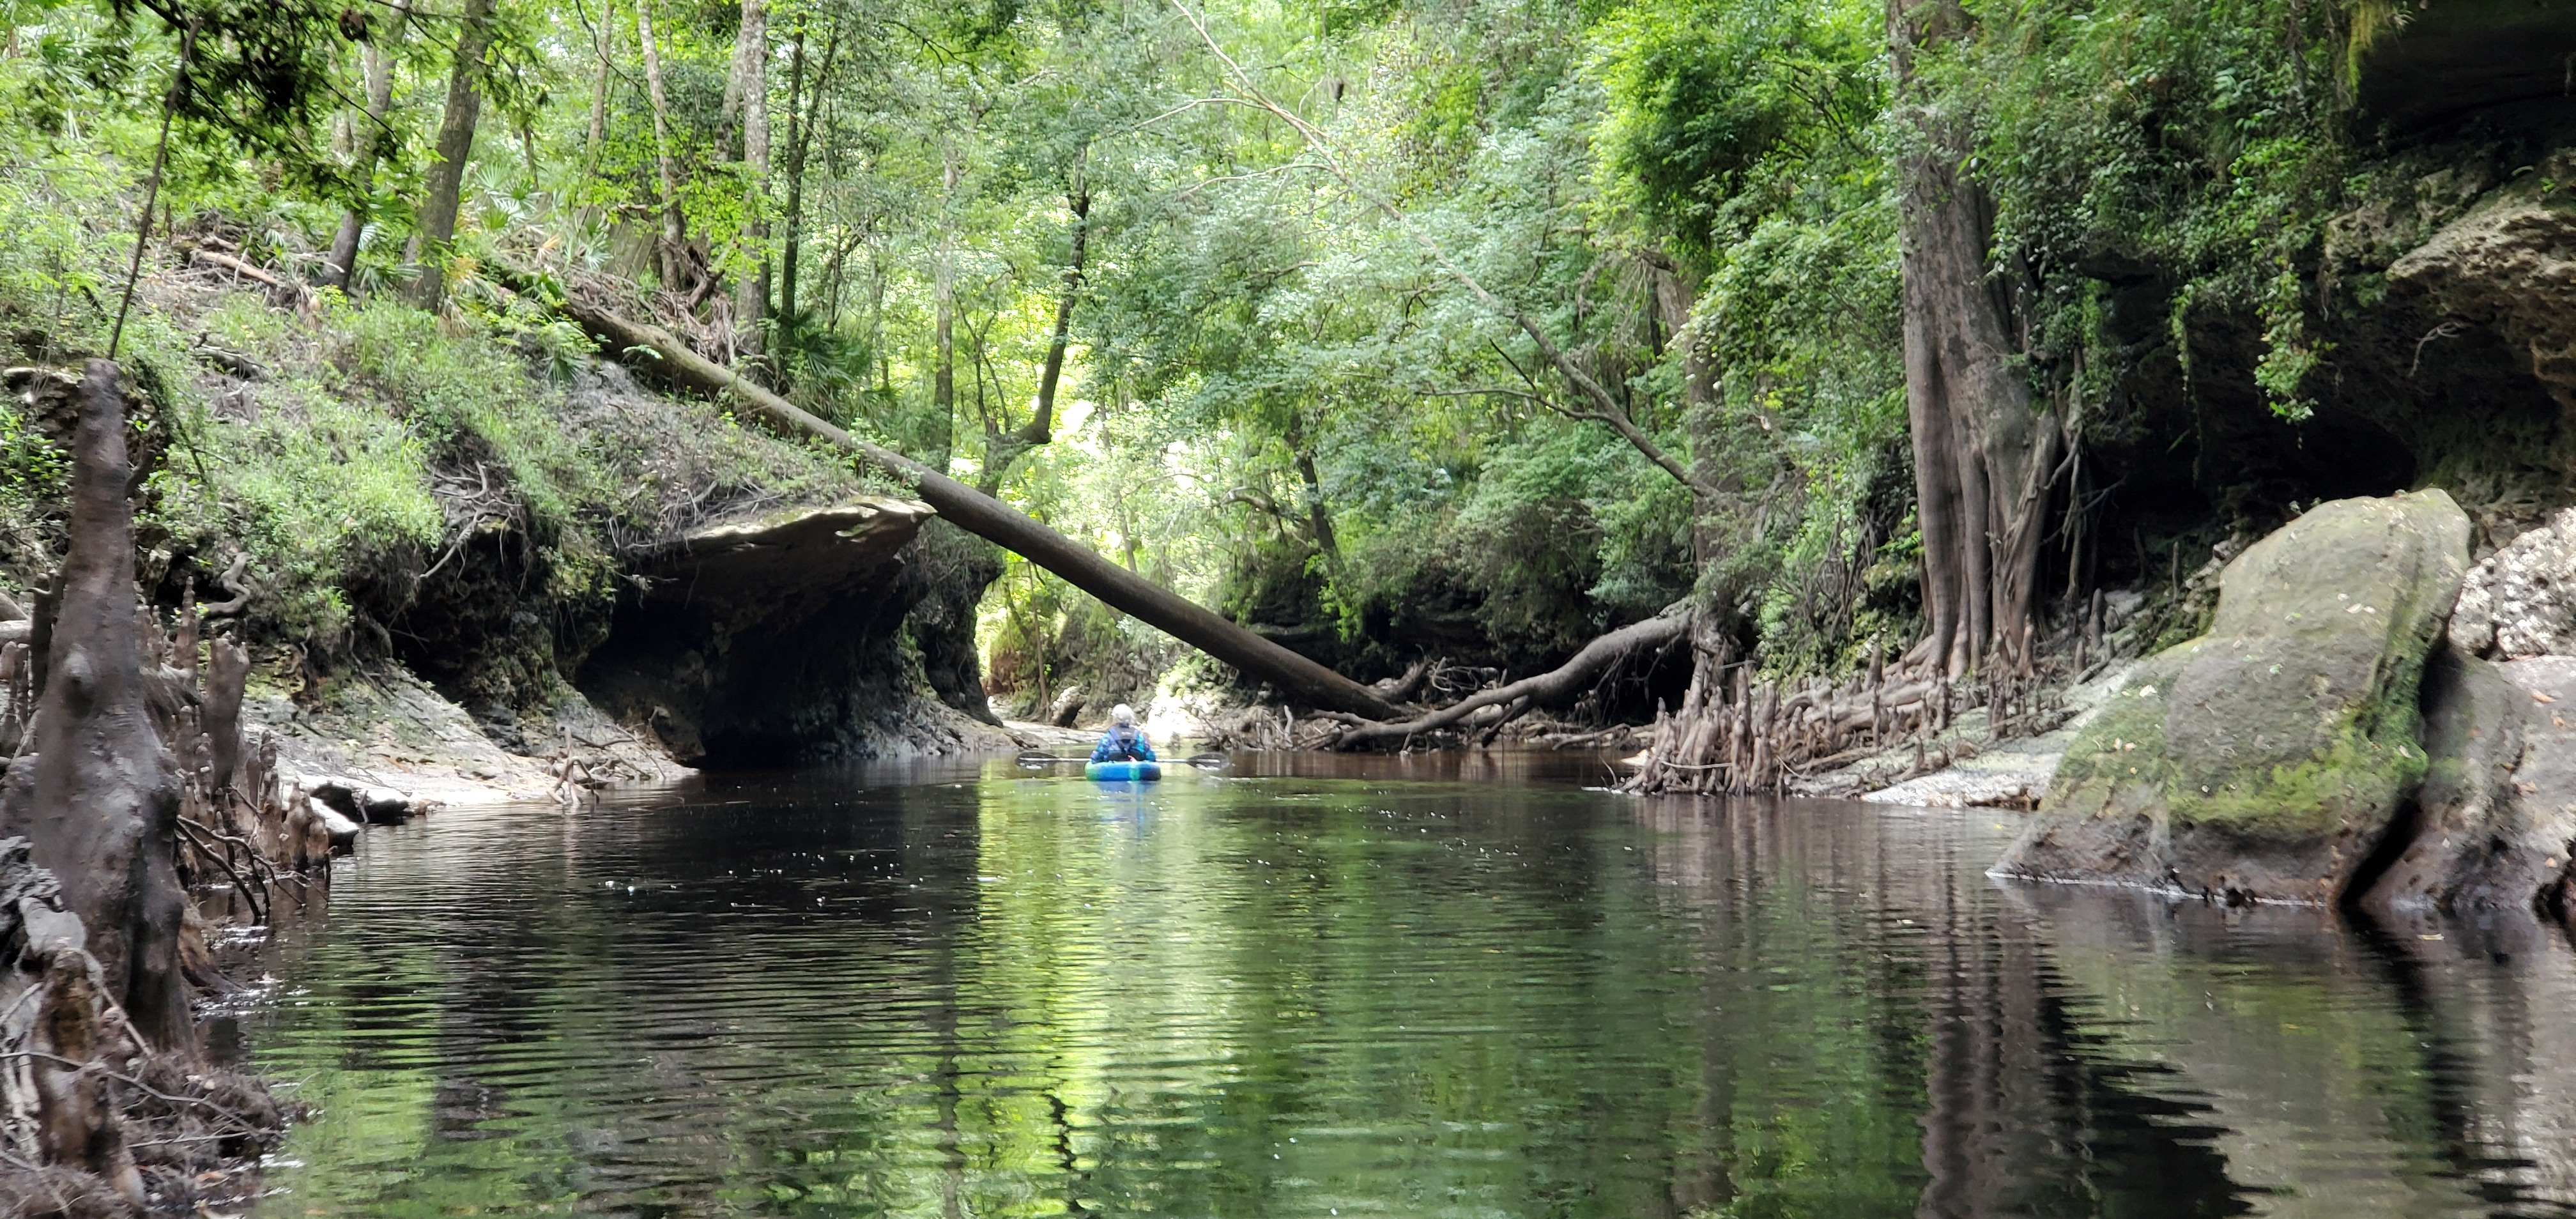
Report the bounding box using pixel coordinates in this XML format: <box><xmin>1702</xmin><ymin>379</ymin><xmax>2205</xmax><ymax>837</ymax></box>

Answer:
<box><xmin>229</xmin><ymin>751</ymin><xmax>2576</xmax><ymax>1218</ymax></box>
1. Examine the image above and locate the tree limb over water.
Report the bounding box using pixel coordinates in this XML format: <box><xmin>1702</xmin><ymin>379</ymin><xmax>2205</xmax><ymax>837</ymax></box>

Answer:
<box><xmin>544</xmin><ymin>291</ymin><xmax>1412</xmax><ymax>722</ymax></box>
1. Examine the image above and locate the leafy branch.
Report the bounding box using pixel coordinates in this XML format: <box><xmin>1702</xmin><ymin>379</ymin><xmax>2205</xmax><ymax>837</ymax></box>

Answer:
<box><xmin>1164</xmin><ymin>0</ymin><xmax>1719</xmax><ymax>499</ymax></box>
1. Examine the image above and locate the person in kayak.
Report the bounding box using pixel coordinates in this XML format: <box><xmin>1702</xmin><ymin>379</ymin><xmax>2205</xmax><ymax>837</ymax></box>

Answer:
<box><xmin>1091</xmin><ymin>704</ymin><xmax>1156</xmax><ymax>763</ymax></box>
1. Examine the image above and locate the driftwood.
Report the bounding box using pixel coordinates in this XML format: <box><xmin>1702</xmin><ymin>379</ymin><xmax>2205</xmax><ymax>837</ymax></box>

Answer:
<box><xmin>195</xmin><ymin>553</ymin><xmax>251</xmax><ymax>618</ymax></box>
<box><xmin>187</xmin><ymin>249</ymin><xmax>309</xmax><ymax>312</ymax></box>
<box><xmin>1327</xmin><ymin>615</ymin><xmax>1686</xmax><ymax>749</ymax></box>
<box><xmin>1368</xmin><ymin>656</ymin><xmax>1438</xmax><ymax>703</ymax></box>
<box><xmin>542</xmin><ymin>291</ymin><xmax>1408</xmax><ymax>721</ymax></box>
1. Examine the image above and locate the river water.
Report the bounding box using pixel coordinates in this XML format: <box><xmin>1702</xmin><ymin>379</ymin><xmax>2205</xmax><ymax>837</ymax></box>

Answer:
<box><xmin>226</xmin><ymin>751</ymin><xmax>2576</xmax><ymax>1218</ymax></box>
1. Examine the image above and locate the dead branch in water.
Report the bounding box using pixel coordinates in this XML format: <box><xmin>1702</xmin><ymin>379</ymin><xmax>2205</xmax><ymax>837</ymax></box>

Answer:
<box><xmin>1326</xmin><ymin>615</ymin><xmax>1687</xmax><ymax>750</ymax></box>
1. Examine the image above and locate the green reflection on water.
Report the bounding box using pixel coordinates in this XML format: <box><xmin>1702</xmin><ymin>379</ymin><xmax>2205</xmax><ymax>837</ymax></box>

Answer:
<box><xmin>234</xmin><ymin>761</ymin><xmax>2559</xmax><ymax>1218</ymax></box>
<box><xmin>243</xmin><ymin>769</ymin><xmax>1949</xmax><ymax>1217</ymax></box>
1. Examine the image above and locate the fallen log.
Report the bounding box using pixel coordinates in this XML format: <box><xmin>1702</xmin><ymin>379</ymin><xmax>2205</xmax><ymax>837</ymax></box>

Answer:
<box><xmin>549</xmin><ymin>293</ymin><xmax>1406</xmax><ymax>721</ymax></box>
<box><xmin>1326</xmin><ymin>614</ymin><xmax>1687</xmax><ymax>749</ymax></box>
<box><xmin>189</xmin><ymin>249</ymin><xmax>284</xmax><ymax>289</ymax></box>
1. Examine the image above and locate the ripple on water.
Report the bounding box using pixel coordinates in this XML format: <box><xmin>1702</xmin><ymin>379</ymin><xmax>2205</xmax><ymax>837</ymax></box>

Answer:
<box><xmin>233</xmin><ymin>758</ymin><xmax>2576</xmax><ymax>1218</ymax></box>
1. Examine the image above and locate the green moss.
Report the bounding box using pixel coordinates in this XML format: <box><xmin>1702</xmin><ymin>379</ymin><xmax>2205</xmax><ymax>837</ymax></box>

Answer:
<box><xmin>2050</xmin><ymin>628</ymin><xmax>2437</xmax><ymax>847</ymax></box>
<box><xmin>2048</xmin><ymin>647</ymin><xmax>2189</xmax><ymax>811</ymax></box>
<box><xmin>2165</xmin><ymin>724</ymin><xmax>2426</xmax><ymax>842</ymax></box>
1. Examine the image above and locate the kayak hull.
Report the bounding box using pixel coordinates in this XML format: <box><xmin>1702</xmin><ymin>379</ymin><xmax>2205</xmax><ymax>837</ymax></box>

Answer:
<box><xmin>1085</xmin><ymin>760</ymin><xmax>1162</xmax><ymax>782</ymax></box>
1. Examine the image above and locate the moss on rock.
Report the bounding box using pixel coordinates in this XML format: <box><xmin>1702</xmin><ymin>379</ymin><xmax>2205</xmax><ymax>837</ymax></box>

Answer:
<box><xmin>2000</xmin><ymin>490</ymin><xmax>2471</xmax><ymax>903</ymax></box>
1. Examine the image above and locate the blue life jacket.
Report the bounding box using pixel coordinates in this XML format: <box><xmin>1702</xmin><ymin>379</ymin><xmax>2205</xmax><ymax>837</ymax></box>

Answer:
<box><xmin>1091</xmin><ymin>724</ymin><xmax>1155</xmax><ymax>763</ymax></box>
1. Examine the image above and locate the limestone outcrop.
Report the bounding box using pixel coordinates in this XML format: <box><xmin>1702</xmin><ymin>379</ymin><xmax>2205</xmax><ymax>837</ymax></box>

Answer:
<box><xmin>2353</xmin><ymin>0</ymin><xmax>2576</xmax><ymax>130</ymax></box>
<box><xmin>577</xmin><ymin>498</ymin><xmax>981</xmax><ymax>765</ymax></box>
<box><xmin>2389</xmin><ymin>180</ymin><xmax>2576</xmax><ymax>417</ymax></box>
<box><xmin>2450</xmin><ymin>507</ymin><xmax>2576</xmax><ymax>660</ymax></box>
<box><xmin>1995</xmin><ymin>491</ymin><xmax>2472</xmax><ymax>903</ymax></box>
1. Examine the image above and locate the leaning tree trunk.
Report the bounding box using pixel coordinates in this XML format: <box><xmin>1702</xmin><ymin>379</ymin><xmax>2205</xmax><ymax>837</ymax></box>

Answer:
<box><xmin>0</xmin><ymin>362</ymin><xmax>188</xmax><ymax>1052</ymax></box>
<box><xmin>544</xmin><ymin>295</ymin><xmax>1409</xmax><ymax>721</ymax></box>
<box><xmin>1891</xmin><ymin>0</ymin><xmax>2062</xmax><ymax>677</ymax></box>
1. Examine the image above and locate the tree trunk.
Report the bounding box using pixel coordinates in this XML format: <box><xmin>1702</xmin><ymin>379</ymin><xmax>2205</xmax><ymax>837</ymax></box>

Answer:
<box><xmin>638</xmin><ymin>0</ymin><xmax>687</xmax><ymax>291</ymax></box>
<box><xmin>546</xmin><ymin>295</ymin><xmax>1409</xmax><ymax>721</ymax></box>
<box><xmin>978</xmin><ymin>168</ymin><xmax>1087</xmax><ymax>496</ymax></box>
<box><xmin>409</xmin><ymin>0</ymin><xmax>498</xmax><ymax>310</ymax></box>
<box><xmin>1027</xmin><ymin>169</ymin><xmax>1086</xmax><ymax>445</ymax></box>
<box><xmin>0</xmin><ymin>362</ymin><xmax>188</xmax><ymax>1052</ymax></box>
<box><xmin>584</xmin><ymin>0</ymin><xmax>616</xmax><ymax>171</ymax></box>
<box><xmin>1890</xmin><ymin>0</ymin><xmax>2060</xmax><ymax>675</ymax></box>
<box><xmin>1328</xmin><ymin>614</ymin><xmax>1686</xmax><ymax>749</ymax></box>
<box><xmin>730</xmin><ymin>0</ymin><xmax>769</xmax><ymax>353</ymax></box>
<box><xmin>1294</xmin><ymin>445</ymin><xmax>1337</xmax><ymax>564</ymax></box>
<box><xmin>778</xmin><ymin>20</ymin><xmax>837</xmax><ymax>338</ymax></box>
<box><xmin>779</xmin><ymin>31</ymin><xmax>806</xmax><ymax>330</ymax></box>
<box><xmin>325</xmin><ymin>0</ymin><xmax>409</xmax><ymax>291</ymax></box>
<box><xmin>933</xmin><ymin>160</ymin><xmax>958</xmax><ymax>433</ymax></box>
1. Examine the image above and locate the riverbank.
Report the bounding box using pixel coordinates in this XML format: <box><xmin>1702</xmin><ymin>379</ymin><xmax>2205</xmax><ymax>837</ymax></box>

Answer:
<box><xmin>0</xmin><ymin>326</ymin><xmax>1008</xmax><ymax>1211</ymax></box>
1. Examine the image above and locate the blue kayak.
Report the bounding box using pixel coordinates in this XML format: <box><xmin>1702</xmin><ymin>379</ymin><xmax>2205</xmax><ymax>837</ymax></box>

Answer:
<box><xmin>1085</xmin><ymin>760</ymin><xmax>1162</xmax><ymax>782</ymax></box>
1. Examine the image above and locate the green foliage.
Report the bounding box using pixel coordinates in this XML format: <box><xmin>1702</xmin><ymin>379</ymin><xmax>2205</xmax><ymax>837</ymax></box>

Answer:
<box><xmin>1590</xmin><ymin>0</ymin><xmax>1883</xmax><ymax>259</ymax></box>
<box><xmin>334</xmin><ymin>301</ymin><xmax>595</xmax><ymax>530</ymax></box>
<box><xmin>1450</xmin><ymin>424</ymin><xmax>1685</xmax><ymax>651</ymax></box>
<box><xmin>1930</xmin><ymin>0</ymin><xmax>2353</xmax><ymax>419</ymax></box>
<box><xmin>146</xmin><ymin>369</ymin><xmax>445</xmax><ymax>650</ymax></box>
<box><xmin>0</xmin><ymin>0</ymin><xmax>2412</xmax><ymax>702</ymax></box>
<box><xmin>149</xmin><ymin>0</ymin><xmax>362</xmax><ymax>197</ymax></box>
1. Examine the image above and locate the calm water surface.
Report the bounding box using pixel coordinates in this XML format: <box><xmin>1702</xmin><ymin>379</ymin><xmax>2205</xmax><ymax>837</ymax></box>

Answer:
<box><xmin>227</xmin><ymin>751</ymin><xmax>2576</xmax><ymax>1218</ymax></box>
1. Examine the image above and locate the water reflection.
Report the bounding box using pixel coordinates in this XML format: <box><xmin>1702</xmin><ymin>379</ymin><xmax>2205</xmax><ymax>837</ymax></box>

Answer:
<box><xmin>229</xmin><ymin>754</ymin><xmax>2576</xmax><ymax>1217</ymax></box>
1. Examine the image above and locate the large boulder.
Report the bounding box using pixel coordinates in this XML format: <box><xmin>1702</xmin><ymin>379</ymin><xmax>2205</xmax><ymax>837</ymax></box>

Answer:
<box><xmin>2360</xmin><ymin>649</ymin><xmax>2576</xmax><ymax>921</ymax></box>
<box><xmin>1996</xmin><ymin>491</ymin><xmax>2472</xmax><ymax>903</ymax></box>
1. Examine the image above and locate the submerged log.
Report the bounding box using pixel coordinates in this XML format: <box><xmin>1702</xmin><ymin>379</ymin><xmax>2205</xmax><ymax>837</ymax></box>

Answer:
<box><xmin>548</xmin><ymin>293</ymin><xmax>1407</xmax><ymax>721</ymax></box>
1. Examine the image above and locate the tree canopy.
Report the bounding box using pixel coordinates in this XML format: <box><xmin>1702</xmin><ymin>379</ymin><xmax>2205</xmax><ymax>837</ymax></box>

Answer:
<box><xmin>0</xmin><ymin>0</ymin><xmax>2442</xmax><ymax>705</ymax></box>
